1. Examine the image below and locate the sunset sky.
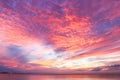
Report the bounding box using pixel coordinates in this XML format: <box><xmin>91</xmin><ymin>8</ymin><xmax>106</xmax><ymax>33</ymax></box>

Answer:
<box><xmin>0</xmin><ymin>0</ymin><xmax>120</xmax><ymax>74</ymax></box>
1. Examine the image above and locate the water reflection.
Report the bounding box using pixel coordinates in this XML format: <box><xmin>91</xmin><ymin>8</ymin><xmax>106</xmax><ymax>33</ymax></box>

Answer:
<box><xmin>0</xmin><ymin>74</ymin><xmax>120</xmax><ymax>80</ymax></box>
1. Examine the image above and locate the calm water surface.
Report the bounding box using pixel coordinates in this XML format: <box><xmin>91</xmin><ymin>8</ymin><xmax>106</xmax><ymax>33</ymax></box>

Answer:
<box><xmin>0</xmin><ymin>74</ymin><xmax>120</xmax><ymax>80</ymax></box>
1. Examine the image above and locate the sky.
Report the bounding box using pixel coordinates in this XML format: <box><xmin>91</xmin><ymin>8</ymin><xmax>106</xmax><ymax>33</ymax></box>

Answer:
<box><xmin>0</xmin><ymin>0</ymin><xmax>120</xmax><ymax>74</ymax></box>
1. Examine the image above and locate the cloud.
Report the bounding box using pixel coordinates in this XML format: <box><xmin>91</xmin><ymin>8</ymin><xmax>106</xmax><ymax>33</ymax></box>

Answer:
<box><xmin>0</xmin><ymin>0</ymin><xmax>120</xmax><ymax>73</ymax></box>
<box><xmin>0</xmin><ymin>66</ymin><xmax>18</xmax><ymax>73</ymax></box>
<box><xmin>7</xmin><ymin>45</ymin><xmax>27</xmax><ymax>63</ymax></box>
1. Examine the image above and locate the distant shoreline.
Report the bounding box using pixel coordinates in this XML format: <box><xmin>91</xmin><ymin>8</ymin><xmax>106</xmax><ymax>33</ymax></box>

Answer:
<box><xmin>0</xmin><ymin>72</ymin><xmax>120</xmax><ymax>75</ymax></box>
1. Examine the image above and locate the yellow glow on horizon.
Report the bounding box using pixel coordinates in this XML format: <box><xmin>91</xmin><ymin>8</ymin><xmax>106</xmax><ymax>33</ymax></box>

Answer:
<box><xmin>29</xmin><ymin>60</ymin><xmax>55</xmax><ymax>67</ymax></box>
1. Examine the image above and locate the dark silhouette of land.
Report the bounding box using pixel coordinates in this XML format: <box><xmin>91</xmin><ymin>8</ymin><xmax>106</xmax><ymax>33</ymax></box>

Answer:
<box><xmin>0</xmin><ymin>72</ymin><xmax>10</xmax><ymax>74</ymax></box>
<box><xmin>0</xmin><ymin>71</ymin><xmax>120</xmax><ymax>75</ymax></box>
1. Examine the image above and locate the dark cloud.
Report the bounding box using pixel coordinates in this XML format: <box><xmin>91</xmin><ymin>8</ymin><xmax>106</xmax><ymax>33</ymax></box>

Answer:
<box><xmin>91</xmin><ymin>64</ymin><xmax>120</xmax><ymax>72</ymax></box>
<box><xmin>7</xmin><ymin>45</ymin><xmax>27</xmax><ymax>63</ymax></box>
<box><xmin>91</xmin><ymin>67</ymin><xmax>102</xmax><ymax>71</ymax></box>
<box><xmin>0</xmin><ymin>66</ymin><xmax>18</xmax><ymax>73</ymax></box>
<box><xmin>105</xmin><ymin>64</ymin><xmax>120</xmax><ymax>71</ymax></box>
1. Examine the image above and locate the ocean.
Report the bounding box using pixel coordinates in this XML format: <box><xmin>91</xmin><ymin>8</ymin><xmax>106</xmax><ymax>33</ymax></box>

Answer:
<box><xmin>0</xmin><ymin>74</ymin><xmax>120</xmax><ymax>80</ymax></box>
